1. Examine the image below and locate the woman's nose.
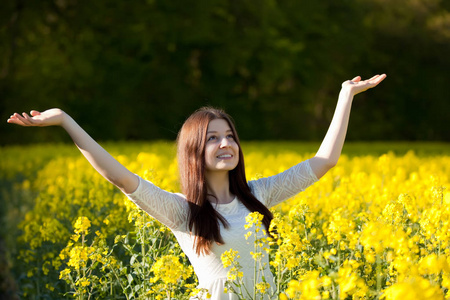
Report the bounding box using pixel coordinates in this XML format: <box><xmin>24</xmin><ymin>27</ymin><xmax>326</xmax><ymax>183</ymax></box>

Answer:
<box><xmin>220</xmin><ymin>137</ymin><xmax>230</xmax><ymax>148</ymax></box>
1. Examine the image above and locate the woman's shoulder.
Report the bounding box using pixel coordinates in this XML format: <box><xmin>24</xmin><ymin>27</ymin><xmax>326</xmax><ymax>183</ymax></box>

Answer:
<box><xmin>124</xmin><ymin>176</ymin><xmax>190</xmax><ymax>230</ymax></box>
<box><xmin>247</xmin><ymin>179</ymin><xmax>268</xmax><ymax>206</ymax></box>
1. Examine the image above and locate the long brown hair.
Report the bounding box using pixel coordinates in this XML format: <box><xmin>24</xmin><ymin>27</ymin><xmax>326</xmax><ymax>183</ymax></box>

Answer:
<box><xmin>177</xmin><ymin>107</ymin><xmax>273</xmax><ymax>255</ymax></box>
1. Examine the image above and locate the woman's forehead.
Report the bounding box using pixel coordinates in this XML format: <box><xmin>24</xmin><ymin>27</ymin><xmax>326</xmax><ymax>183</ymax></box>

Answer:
<box><xmin>207</xmin><ymin>119</ymin><xmax>231</xmax><ymax>133</ymax></box>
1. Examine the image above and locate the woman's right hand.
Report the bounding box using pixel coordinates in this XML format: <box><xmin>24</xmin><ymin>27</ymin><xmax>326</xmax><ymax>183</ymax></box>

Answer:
<box><xmin>7</xmin><ymin>107</ymin><xmax>139</xmax><ymax>193</ymax></box>
<box><xmin>7</xmin><ymin>108</ymin><xmax>67</xmax><ymax>127</ymax></box>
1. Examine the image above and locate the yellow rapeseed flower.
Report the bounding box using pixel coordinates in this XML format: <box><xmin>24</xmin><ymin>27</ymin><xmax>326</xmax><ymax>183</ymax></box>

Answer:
<box><xmin>382</xmin><ymin>277</ymin><xmax>444</xmax><ymax>300</ymax></box>
<box><xmin>74</xmin><ymin>216</ymin><xmax>91</xmax><ymax>235</ymax></box>
<box><xmin>150</xmin><ymin>255</ymin><xmax>186</xmax><ymax>285</ymax></box>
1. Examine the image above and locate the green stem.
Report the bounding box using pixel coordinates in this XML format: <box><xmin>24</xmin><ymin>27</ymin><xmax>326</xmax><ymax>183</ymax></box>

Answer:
<box><xmin>304</xmin><ymin>215</ymin><xmax>308</xmax><ymax>240</ymax></box>
<box><xmin>337</xmin><ymin>241</ymin><xmax>341</xmax><ymax>268</ymax></box>
<box><xmin>82</xmin><ymin>232</ymin><xmax>86</xmax><ymax>279</ymax></box>
<box><xmin>111</xmin><ymin>265</ymin><xmax>130</xmax><ymax>300</ymax></box>
<box><xmin>277</xmin><ymin>263</ymin><xmax>280</xmax><ymax>296</ymax></box>
<box><xmin>140</xmin><ymin>212</ymin><xmax>147</xmax><ymax>294</ymax></box>
<box><xmin>36</xmin><ymin>257</ymin><xmax>41</xmax><ymax>299</ymax></box>
<box><xmin>336</xmin><ymin>281</ymin><xmax>340</xmax><ymax>300</ymax></box>
<box><xmin>331</xmin><ymin>281</ymin><xmax>337</xmax><ymax>300</ymax></box>
<box><xmin>376</xmin><ymin>254</ymin><xmax>382</xmax><ymax>297</ymax></box>
<box><xmin>253</xmin><ymin>229</ymin><xmax>257</xmax><ymax>300</ymax></box>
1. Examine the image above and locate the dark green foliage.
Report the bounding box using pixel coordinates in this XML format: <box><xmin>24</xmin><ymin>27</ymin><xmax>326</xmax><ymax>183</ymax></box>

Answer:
<box><xmin>1</xmin><ymin>0</ymin><xmax>449</xmax><ymax>144</ymax></box>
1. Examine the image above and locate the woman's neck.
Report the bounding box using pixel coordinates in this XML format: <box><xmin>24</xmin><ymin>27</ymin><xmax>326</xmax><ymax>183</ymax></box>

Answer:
<box><xmin>205</xmin><ymin>171</ymin><xmax>234</xmax><ymax>204</ymax></box>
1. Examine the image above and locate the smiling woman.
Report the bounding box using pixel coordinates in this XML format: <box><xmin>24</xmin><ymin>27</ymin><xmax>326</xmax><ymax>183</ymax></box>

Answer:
<box><xmin>6</xmin><ymin>74</ymin><xmax>386</xmax><ymax>299</ymax></box>
<box><xmin>176</xmin><ymin>108</ymin><xmax>275</xmax><ymax>260</ymax></box>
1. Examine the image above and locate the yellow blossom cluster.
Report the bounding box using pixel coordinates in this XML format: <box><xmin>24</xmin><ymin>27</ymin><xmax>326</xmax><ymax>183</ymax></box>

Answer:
<box><xmin>149</xmin><ymin>255</ymin><xmax>194</xmax><ymax>298</ymax></box>
<box><xmin>1</xmin><ymin>142</ymin><xmax>449</xmax><ymax>299</ymax></box>
<box><xmin>150</xmin><ymin>255</ymin><xmax>192</xmax><ymax>285</ymax></box>
<box><xmin>73</xmin><ymin>216</ymin><xmax>91</xmax><ymax>235</ymax></box>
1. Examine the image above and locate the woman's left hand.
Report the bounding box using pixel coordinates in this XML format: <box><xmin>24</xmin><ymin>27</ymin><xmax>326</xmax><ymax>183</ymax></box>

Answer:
<box><xmin>341</xmin><ymin>74</ymin><xmax>387</xmax><ymax>96</ymax></box>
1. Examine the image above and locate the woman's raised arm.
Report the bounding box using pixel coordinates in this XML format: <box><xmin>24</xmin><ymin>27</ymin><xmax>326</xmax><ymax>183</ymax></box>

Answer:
<box><xmin>7</xmin><ymin>109</ymin><xmax>139</xmax><ymax>194</ymax></box>
<box><xmin>309</xmin><ymin>74</ymin><xmax>387</xmax><ymax>179</ymax></box>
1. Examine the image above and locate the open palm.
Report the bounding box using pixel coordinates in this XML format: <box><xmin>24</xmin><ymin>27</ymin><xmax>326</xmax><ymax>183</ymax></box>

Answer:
<box><xmin>342</xmin><ymin>74</ymin><xmax>387</xmax><ymax>96</ymax></box>
<box><xmin>7</xmin><ymin>108</ymin><xmax>66</xmax><ymax>127</ymax></box>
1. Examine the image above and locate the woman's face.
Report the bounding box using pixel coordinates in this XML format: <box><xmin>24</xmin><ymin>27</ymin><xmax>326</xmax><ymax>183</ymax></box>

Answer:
<box><xmin>204</xmin><ymin>119</ymin><xmax>239</xmax><ymax>173</ymax></box>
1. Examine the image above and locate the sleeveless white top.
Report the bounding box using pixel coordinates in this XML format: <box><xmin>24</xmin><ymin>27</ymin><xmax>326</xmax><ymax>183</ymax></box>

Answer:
<box><xmin>125</xmin><ymin>159</ymin><xmax>318</xmax><ymax>299</ymax></box>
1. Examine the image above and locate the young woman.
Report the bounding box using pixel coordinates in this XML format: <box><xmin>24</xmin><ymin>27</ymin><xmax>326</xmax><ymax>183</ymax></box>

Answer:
<box><xmin>7</xmin><ymin>74</ymin><xmax>386</xmax><ymax>299</ymax></box>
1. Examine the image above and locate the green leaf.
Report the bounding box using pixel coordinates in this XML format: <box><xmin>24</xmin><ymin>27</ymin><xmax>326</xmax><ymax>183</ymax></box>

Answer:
<box><xmin>130</xmin><ymin>254</ymin><xmax>138</xmax><ymax>265</ymax></box>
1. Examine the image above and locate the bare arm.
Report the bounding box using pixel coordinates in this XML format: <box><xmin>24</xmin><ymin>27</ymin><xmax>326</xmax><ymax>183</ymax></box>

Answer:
<box><xmin>309</xmin><ymin>74</ymin><xmax>387</xmax><ymax>179</ymax></box>
<box><xmin>7</xmin><ymin>109</ymin><xmax>139</xmax><ymax>193</ymax></box>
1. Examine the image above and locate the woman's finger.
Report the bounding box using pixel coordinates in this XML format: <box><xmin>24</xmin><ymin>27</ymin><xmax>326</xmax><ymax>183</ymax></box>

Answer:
<box><xmin>7</xmin><ymin>113</ymin><xmax>25</xmax><ymax>126</ymax></box>
<box><xmin>16</xmin><ymin>113</ymin><xmax>33</xmax><ymax>126</ymax></box>
<box><xmin>6</xmin><ymin>115</ymin><xmax>17</xmax><ymax>124</ymax></box>
<box><xmin>22</xmin><ymin>112</ymin><xmax>35</xmax><ymax>124</ymax></box>
<box><xmin>30</xmin><ymin>110</ymin><xmax>41</xmax><ymax>116</ymax></box>
<box><xmin>367</xmin><ymin>74</ymin><xmax>380</xmax><ymax>82</ymax></box>
<box><xmin>370</xmin><ymin>74</ymin><xmax>387</xmax><ymax>85</ymax></box>
<box><xmin>17</xmin><ymin>113</ymin><xmax>30</xmax><ymax>126</ymax></box>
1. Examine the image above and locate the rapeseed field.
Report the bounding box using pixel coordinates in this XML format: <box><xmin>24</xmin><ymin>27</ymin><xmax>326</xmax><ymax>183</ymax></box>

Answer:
<box><xmin>1</xmin><ymin>142</ymin><xmax>449</xmax><ymax>299</ymax></box>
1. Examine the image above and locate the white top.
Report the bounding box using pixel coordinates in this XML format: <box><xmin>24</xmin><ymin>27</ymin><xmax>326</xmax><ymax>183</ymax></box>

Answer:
<box><xmin>125</xmin><ymin>159</ymin><xmax>318</xmax><ymax>299</ymax></box>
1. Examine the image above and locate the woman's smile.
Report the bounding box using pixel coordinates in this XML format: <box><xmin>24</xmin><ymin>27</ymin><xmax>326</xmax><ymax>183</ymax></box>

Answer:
<box><xmin>216</xmin><ymin>154</ymin><xmax>233</xmax><ymax>159</ymax></box>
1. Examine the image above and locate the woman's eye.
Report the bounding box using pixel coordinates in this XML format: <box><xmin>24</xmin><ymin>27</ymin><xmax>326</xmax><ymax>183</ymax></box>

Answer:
<box><xmin>227</xmin><ymin>134</ymin><xmax>234</xmax><ymax>140</ymax></box>
<box><xmin>207</xmin><ymin>136</ymin><xmax>217</xmax><ymax>141</ymax></box>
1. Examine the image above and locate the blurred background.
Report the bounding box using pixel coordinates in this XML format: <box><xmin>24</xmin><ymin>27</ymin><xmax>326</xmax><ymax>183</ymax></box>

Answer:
<box><xmin>1</xmin><ymin>0</ymin><xmax>449</xmax><ymax>144</ymax></box>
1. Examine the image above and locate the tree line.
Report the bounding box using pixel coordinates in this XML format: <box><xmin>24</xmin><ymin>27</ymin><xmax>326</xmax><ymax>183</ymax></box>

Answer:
<box><xmin>1</xmin><ymin>0</ymin><xmax>449</xmax><ymax>144</ymax></box>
